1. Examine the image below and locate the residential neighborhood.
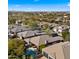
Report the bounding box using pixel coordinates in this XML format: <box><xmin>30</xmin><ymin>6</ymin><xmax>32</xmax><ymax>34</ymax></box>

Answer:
<box><xmin>8</xmin><ymin>12</ymin><xmax>70</xmax><ymax>59</ymax></box>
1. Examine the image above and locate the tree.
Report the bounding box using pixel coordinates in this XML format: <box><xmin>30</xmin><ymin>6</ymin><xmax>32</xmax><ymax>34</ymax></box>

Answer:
<box><xmin>43</xmin><ymin>28</ymin><xmax>52</xmax><ymax>35</ymax></box>
<box><xmin>42</xmin><ymin>24</ymin><xmax>52</xmax><ymax>36</ymax></box>
<box><xmin>42</xmin><ymin>24</ymin><xmax>49</xmax><ymax>30</ymax></box>
<box><xmin>8</xmin><ymin>18</ymin><xmax>16</xmax><ymax>25</ymax></box>
<box><xmin>27</xmin><ymin>19</ymin><xmax>38</xmax><ymax>29</ymax></box>
<box><xmin>62</xmin><ymin>31</ymin><xmax>70</xmax><ymax>41</ymax></box>
<box><xmin>8</xmin><ymin>39</ymin><xmax>25</xmax><ymax>58</ymax></box>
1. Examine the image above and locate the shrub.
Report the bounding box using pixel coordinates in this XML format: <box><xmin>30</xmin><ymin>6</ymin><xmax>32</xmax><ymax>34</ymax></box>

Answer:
<box><xmin>39</xmin><ymin>44</ymin><xmax>46</xmax><ymax>52</ymax></box>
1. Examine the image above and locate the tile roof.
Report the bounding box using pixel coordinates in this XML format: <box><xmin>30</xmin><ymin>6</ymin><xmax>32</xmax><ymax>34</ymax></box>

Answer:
<box><xmin>42</xmin><ymin>41</ymin><xmax>70</xmax><ymax>59</ymax></box>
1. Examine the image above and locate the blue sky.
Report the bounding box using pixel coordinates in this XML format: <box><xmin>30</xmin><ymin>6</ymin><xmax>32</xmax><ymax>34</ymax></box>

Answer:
<box><xmin>8</xmin><ymin>0</ymin><xmax>70</xmax><ymax>11</ymax></box>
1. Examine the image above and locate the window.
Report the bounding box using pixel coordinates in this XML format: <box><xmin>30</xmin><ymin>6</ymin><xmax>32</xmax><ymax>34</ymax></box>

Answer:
<box><xmin>45</xmin><ymin>40</ymin><xmax>48</xmax><ymax>44</ymax></box>
<box><xmin>49</xmin><ymin>55</ymin><xmax>55</xmax><ymax>59</ymax></box>
<box><xmin>49</xmin><ymin>56</ymin><xmax>53</xmax><ymax>59</ymax></box>
<box><xmin>43</xmin><ymin>52</ymin><xmax>48</xmax><ymax>58</ymax></box>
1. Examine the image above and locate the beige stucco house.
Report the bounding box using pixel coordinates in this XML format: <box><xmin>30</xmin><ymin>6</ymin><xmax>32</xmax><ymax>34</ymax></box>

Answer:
<box><xmin>30</xmin><ymin>35</ymin><xmax>63</xmax><ymax>48</ymax></box>
<box><xmin>42</xmin><ymin>41</ymin><xmax>70</xmax><ymax>59</ymax></box>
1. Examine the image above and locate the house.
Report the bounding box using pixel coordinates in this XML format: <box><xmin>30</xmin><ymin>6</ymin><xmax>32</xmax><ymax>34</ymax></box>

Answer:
<box><xmin>50</xmin><ymin>23</ymin><xmax>58</xmax><ymax>28</ymax></box>
<box><xmin>17</xmin><ymin>30</ymin><xmax>44</xmax><ymax>38</ymax></box>
<box><xmin>17</xmin><ymin>30</ymin><xmax>35</xmax><ymax>39</ymax></box>
<box><xmin>8</xmin><ymin>28</ymin><xmax>17</xmax><ymax>38</ymax></box>
<box><xmin>42</xmin><ymin>41</ymin><xmax>70</xmax><ymax>59</ymax></box>
<box><xmin>61</xmin><ymin>25</ymin><xmax>70</xmax><ymax>31</ymax></box>
<box><xmin>23</xmin><ymin>31</ymin><xmax>46</xmax><ymax>44</ymax></box>
<box><xmin>53</xmin><ymin>26</ymin><xmax>63</xmax><ymax>36</ymax></box>
<box><xmin>17</xmin><ymin>30</ymin><xmax>45</xmax><ymax>44</ymax></box>
<box><xmin>30</xmin><ymin>35</ymin><xmax>63</xmax><ymax>48</ymax></box>
<box><xmin>8</xmin><ymin>32</ymin><xmax>15</xmax><ymax>38</ymax></box>
<box><xmin>10</xmin><ymin>25</ymin><xmax>30</xmax><ymax>33</ymax></box>
<box><xmin>53</xmin><ymin>26</ymin><xmax>63</xmax><ymax>32</ymax></box>
<box><xmin>55</xmin><ymin>17</ymin><xmax>63</xmax><ymax>22</ymax></box>
<box><xmin>8</xmin><ymin>25</ymin><xmax>32</xmax><ymax>38</ymax></box>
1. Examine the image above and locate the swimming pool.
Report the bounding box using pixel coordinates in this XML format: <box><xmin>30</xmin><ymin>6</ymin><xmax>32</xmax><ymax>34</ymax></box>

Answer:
<box><xmin>25</xmin><ymin>48</ymin><xmax>37</xmax><ymax>59</ymax></box>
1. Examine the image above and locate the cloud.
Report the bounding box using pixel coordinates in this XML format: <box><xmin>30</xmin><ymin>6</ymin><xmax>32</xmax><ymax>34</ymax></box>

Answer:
<box><xmin>27</xmin><ymin>8</ymin><xmax>32</xmax><ymax>10</ymax></box>
<box><xmin>15</xmin><ymin>5</ymin><xmax>21</xmax><ymax>7</ymax></box>
<box><xmin>34</xmin><ymin>0</ymin><xmax>40</xmax><ymax>2</ymax></box>
<box><xmin>67</xmin><ymin>3</ymin><xmax>70</xmax><ymax>7</ymax></box>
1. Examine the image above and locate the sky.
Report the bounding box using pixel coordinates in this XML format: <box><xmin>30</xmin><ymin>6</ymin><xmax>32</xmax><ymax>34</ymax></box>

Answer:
<box><xmin>8</xmin><ymin>0</ymin><xmax>70</xmax><ymax>11</ymax></box>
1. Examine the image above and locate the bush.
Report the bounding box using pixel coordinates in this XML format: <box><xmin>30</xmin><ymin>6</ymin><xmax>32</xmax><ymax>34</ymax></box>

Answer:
<box><xmin>39</xmin><ymin>44</ymin><xmax>46</xmax><ymax>52</ymax></box>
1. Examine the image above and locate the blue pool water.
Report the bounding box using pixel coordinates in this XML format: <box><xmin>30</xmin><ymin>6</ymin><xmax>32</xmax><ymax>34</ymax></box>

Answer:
<box><xmin>25</xmin><ymin>49</ymin><xmax>37</xmax><ymax>59</ymax></box>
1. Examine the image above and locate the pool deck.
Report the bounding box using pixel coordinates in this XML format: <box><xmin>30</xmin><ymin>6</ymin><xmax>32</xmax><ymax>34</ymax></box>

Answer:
<box><xmin>39</xmin><ymin>56</ymin><xmax>47</xmax><ymax>59</ymax></box>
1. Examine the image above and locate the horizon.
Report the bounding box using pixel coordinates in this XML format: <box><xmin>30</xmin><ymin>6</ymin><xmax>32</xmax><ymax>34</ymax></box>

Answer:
<box><xmin>8</xmin><ymin>10</ymin><xmax>70</xmax><ymax>12</ymax></box>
